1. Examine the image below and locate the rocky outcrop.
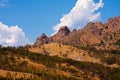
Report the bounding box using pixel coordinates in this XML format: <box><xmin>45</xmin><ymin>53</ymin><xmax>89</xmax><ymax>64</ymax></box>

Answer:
<box><xmin>34</xmin><ymin>33</ymin><xmax>49</xmax><ymax>47</ymax></box>
<box><xmin>50</xmin><ymin>26</ymin><xmax>71</xmax><ymax>43</ymax></box>
<box><xmin>54</xmin><ymin>26</ymin><xmax>70</xmax><ymax>37</ymax></box>
<box><xmin>34</xmin><ymin>16</ymin><xmax>120</xmax><ymax>50</ymax></box>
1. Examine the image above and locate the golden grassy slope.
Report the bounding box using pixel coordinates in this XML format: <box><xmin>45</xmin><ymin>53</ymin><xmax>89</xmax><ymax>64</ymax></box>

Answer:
<box><xmin>0</xmin><ymin>69</ymin><xmax>39</xmax><ymax>79</ymax></box>
<box><xmin>29</xmin><ymin>43</ymin><xmax>120</xmax><ymax>68</ymax></box>
<box><xmin>0</xmin><ymin>55</ymin><xmax>75</xmax><ymax>79</ymax></box>
<box><xmin>1</xmin><ymin>46</ymin><xmax>119</xmax><ymax>80</ymax></box>
<box><xmin>29</xmin><ymin>43</ymin><xmax>100</xmax><ymax>63</ymax></box>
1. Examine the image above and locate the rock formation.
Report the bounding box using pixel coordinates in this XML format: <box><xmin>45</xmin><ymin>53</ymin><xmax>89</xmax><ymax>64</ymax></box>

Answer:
<box><xmin>34</xmin><ymin>33</ymin><xmax>49</xmax><ymax>47</ymax></box>
<box><xmin>34</xmin><ymin>16</ymin><xmax>120</xmax><ymax>50</ymax></box>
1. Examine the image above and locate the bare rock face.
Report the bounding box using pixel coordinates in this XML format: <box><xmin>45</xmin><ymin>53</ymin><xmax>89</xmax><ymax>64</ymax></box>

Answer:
<box><xmin>49</xmin><ymin>26</ymin><xmax>71</xmax><ymax>43</ymax></box>
<box><xmin>78</xmin><ymin>22</ymin><xmax>104</xmax><ymax>46</ymax></box>
<box><xmin>33</xmin><ymin>16</ymin><xmax>120</xmax><ymax>50</ymax></box>
<box><xmin>34</xmin><ymin>33</ymin><xmax>49</xmax><ymax>47</ymax></box>
<box><xmin>54</xmin><ymin>26</ymin><xmax>70</xmax><ymax>37</ymax></box>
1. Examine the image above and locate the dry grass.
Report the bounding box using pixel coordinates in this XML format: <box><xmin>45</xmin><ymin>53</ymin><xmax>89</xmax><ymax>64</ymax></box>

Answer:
<box><xmin>29</xmin><ymin>43</ymin><xmax>120</xmax><ymax>68</ymax></box>
<box><xmin>29</xmin><ymin>43</ymin><xmax>101</xmax><ymax>63</ymax></box>
<box><xmin>16</xmin><ymin>57</ymin><xmax>76</xmax><ymax>78</ymax></box>
<box><xmin>0</xmin><ymin>69</ymin><xmax>38</xmax><ymax>79</ymax></box>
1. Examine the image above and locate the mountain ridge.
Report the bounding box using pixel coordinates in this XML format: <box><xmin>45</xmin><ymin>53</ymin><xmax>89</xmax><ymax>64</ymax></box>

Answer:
<box><xmin>0</xmin><ymin>16</ymin><xmax>120</xmax><ymax>80</ymax></box>
<box><xmin>33</xmin><ymin>16</ymin><xmax>120</xmax><ymax>50</ymax></box>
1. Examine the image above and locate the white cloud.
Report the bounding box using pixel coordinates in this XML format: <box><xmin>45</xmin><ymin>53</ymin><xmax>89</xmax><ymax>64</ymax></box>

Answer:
<box><xmin>0</xmin><ymin>22</ymin><xmax>28</xmax><ymax>46</ymax></box>
<box><xmin>53</xmin><ymin>0</ymin><xmax>104</xmax><ymax>34</ymax></box>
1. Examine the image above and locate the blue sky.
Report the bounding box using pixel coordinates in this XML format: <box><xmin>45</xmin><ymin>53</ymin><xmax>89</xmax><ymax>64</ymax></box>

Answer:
<box><xmin>0</xmin><ymin>0</ymin><xmax>120</xmax><ymax>46</ymax></box>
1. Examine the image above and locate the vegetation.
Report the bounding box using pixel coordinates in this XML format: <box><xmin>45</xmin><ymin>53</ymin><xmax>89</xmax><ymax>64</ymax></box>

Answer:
<box><xmin>0</xmin><ymin>46</ymin><xmax>120</xmax><ymax>80</ymax></box>
<box><xmin>76</xmin><ymin>45</ymin><xmax>120</xmax><ymax>66</ymax></box>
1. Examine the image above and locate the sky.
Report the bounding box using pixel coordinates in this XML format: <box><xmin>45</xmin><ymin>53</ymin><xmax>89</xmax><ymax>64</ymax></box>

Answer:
<box><xmin>0</xmin><ymin>0</ymin><xmax>120</xmax><ymax>46</ymax></box>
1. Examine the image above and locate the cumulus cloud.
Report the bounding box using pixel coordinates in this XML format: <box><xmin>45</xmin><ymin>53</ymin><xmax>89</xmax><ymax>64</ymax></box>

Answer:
<box><xmin>0</xmin><ymin>22</ymin><xmax>28</xmax><ymax>46</ymax></box>
<box><xmin>53</xmin><ymin>0</ymin><xmax>104</xmax><ymax>34</ymax></box>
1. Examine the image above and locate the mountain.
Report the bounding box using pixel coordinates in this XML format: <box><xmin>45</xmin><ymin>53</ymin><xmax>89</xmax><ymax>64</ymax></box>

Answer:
<box><xmin>1</xmin><ymin>16</ymin><xmax>120</xmax><ymax>80</ymax></box>
<box><xmin>34</xmin><ymin>16</ymin><xmax>120</xmax><ymax>50</ymax></box>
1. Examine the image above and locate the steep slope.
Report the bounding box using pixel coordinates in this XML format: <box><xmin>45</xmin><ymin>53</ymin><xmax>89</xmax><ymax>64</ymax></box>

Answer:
<box><xmin>30</xmin><ymin>43</ymin><xmax>100</xmax><ymax>63</ymax></box>
<box><xmin>34</xmin><ymin>33</ymin><xmax>49</xmax><ymax>47</ymax></box>
<box><xmin>50</xmin><ymin>26</ymin><xmax>71</xmax><ymax>43</ymax></box>
<box><xmin>1</xmin><ymin>46</ymin><xmax>120</xmax><ymax>80</ymax></box>
<box><xmin>30</xmin><ymin>43</ymin><xmax>120</xmax><ymax>68</ymax></box>
<box><xmin>34</xmin><ymin>16</ymin><xmax>120</xmax><ymax>50</ymax></box>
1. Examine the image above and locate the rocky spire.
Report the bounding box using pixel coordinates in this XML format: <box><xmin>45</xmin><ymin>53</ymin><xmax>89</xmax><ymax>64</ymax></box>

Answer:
<box><xmin>34</xmin><ymin>33</ymin><xmax>49</xmax><ymax>46</ymax></box>
<box><xmin>55</xmin><ymin>26</ymin><xmax>70</xmax><ymax>37</ymax></box>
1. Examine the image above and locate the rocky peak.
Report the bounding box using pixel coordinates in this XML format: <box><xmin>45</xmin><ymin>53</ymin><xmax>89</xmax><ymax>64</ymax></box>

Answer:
<box><xmin>40</xmin><ymin>33</ymin><xmax>48</xmax><ymax>39</ymax></box>
<box><xmin>106</xmin><ymin>16</ymin><xmax>120</xmax><ymax>26</ymax></box>
<box><xmin>104</xmin><ymin>16</ymin><xmax>120</xmax><ymax>33</ymax></box>
<box><xmin>33</xmin><ymin>16</ymin><xmax>120</xmax><ymax>50</ymax></box>
<box><xmin>34</xmin><ymin>33</ymin><xmax>49</xmax><ymax>47</ymax></box>
<box><xmin>72</xmin><ymin>28</ymin><xmax>77</xmax><ymax>32</ymax></box>
<box><xmin>86</xmin><ymin>22</ymin><xmax>95</xmax><ymax>26</ymax></box>
<box><xmin>107</xmin><ymin>16</ymin><xmax>120</xmax><ymax>23</ymax></box>
<box><xmin>55</xmin><ymin>26</ymin><xmax>70</xmax><ymax>37</ymax></box>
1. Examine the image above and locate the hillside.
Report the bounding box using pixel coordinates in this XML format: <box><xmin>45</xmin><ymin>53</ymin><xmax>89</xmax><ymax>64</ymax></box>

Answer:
<box><xmin>30</xmin><ymin>43</ymin><xmax>100</xmax><ymax>62</ymax></box>
<box><xmin>0</xmin><ymin>16</ymin><xmax>120</xmax><ymax>80</ymax></box>
<box><xmin>30</xmin><ymin>43</ymin><xmax>120</xmax><ymax>67</ymax></box>
<box><xmin>0</xmin><ymin>46</ymin><xmax>120</xmax><ymax>80</ymax></box>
